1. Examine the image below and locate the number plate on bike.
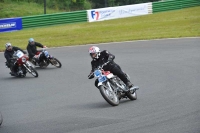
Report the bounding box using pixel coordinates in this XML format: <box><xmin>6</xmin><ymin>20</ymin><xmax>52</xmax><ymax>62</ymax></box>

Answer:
<box><xmin>98</xmin><ymin>75</ymin><xmax>107</xmax><ymax>82</ymax></box>
<box><xmin>16</xmin><ymin>51</ymin><xmax>23</xmax><ymax>58</ymax></box>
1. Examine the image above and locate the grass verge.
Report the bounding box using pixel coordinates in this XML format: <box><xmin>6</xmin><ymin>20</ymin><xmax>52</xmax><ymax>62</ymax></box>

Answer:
<box><xmin>0</xmin><ymin>1</ymin><xmax>62</xmax><ymax>18</ymax></box>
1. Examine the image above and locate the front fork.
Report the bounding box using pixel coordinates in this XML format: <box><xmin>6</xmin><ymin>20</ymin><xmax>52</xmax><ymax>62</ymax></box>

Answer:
<box><xmin>99</xmin><ymin>81</ymin><xmax>116</xmax><ymax>94</ymax></box>
<box><xmin>23</xmin><ymin>62</ymin><xmax>32</xmax><ymax>73</ymax></box>
<box><xmin>106</xmin><ymin>81</ymin><xmax>114</xmax><ymax>92</ymax></box>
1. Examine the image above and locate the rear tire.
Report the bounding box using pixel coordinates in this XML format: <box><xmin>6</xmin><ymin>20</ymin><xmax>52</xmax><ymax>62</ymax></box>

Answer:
<box><xmin>126</xmin><ymin>90</ymin><xmax>137</xmax><ymax>100</ymax></box>
<box><xmin>99</xmin><ymin>85</ymin><xmax>119</xmax><ymax>106</ymax></box>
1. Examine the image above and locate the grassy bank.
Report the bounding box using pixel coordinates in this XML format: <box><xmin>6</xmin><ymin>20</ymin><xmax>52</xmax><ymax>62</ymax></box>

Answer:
<box><xmin>0</xmin><ymin>1</ymin><xmax>62</xmax><ymax>18</ymax></box>
<box><xmin>0</xmin><ymin>6</ymin><xmax>200</xmax><ymax>51</ymax></box>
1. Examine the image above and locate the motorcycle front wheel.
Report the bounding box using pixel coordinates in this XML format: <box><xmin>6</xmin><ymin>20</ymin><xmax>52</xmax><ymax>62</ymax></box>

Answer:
<box><xmin>50</xmin><ymin>58</ymin><xmax>62</xmax><ymax>68</ymax></box>
<box><xmin>99</xmin><ymin>85</ymin><xmax>119</xmax><ymax>106</ymax></box>
<box><xmin>30</xmin><ymin>66</ymin><xmax>38</xmax><ymax>77</ymax></box>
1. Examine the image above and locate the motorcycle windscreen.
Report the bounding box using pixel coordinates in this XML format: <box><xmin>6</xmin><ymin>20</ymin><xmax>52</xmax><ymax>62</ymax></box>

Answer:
<box><xmin>16</xmin><ymin>51</ymin><xmax>23</xmax><ymax>58</ymax></box>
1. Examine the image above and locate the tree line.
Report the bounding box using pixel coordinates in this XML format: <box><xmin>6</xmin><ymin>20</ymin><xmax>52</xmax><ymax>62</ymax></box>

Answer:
<box><xmin>0</xmin><ymin>0</ymin><xmax>159</xmax><ymax>11</ymax></box>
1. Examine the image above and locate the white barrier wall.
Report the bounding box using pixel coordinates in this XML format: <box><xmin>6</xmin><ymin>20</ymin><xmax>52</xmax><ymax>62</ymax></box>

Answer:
<box><xmin>87</xmin><ymin>3</ymin><xmax>152</xmax><ymax>22</ymax></box>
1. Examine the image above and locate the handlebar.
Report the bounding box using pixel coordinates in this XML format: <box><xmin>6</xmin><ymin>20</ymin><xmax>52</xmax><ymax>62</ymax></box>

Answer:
<box><xmin>88</xmin><ymin>61</ymin><xmax>110</xmax><ymax>79</ymax></box>
<box><xmin>41</xmin><ymin>47</ymin><xmax>48</xmax><ymax>50</ymax></box>
<box><xmin>88</xmin><ymin>72</ymin><xmax>94</xmax><ymax>79</ymax></box>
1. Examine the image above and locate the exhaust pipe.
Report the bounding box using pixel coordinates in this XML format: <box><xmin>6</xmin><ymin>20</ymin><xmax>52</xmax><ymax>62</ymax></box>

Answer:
<box><xmin>130</xmin><ymin>86</ymin><xmax>139</xmax><ymax>91</ymax></box>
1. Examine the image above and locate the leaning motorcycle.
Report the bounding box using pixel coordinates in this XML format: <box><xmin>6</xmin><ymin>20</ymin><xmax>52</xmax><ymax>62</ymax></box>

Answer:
<box><xmin>89</xmin><ymin>62</ymin><xmax>139</xmax><ymax>106</ymax></box>
<box><xmin>30</xmin><ymin>49</ymin><xmax>62</xmax><ymax>68</ymax></box>
<box><xmin>5</xmin><ymin>50</ymin><xmax>38</xmax><ymax>78</ymax></box>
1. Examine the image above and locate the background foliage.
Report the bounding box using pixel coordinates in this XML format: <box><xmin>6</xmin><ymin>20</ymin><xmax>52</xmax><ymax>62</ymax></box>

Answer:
<box><xmin>0</xmin><ymin>0</ymin><xmax>159</xmax><ymax>11</ymax></box>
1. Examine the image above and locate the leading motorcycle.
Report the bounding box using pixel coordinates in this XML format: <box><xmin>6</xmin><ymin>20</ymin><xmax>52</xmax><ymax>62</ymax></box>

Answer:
<box><xmin>89</xmin><ymin>62</ymin><xmax>139</xmax><ymax>106</ymax></box>
<box><xmin>30</xmin><ymin>49</ymin><xmax>62</xmax><ymax>68</ymax></box>
<box><xmin>5</xmin><ymin>50</ymin><xmax>38</xmax><ymax>78</ymax></box>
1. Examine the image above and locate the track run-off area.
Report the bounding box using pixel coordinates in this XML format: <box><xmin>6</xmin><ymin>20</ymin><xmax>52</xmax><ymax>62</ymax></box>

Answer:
<box><xmin>0</xmin><ymin>38</ymin><xmax>200</xmax><ymax>133</ymax></box>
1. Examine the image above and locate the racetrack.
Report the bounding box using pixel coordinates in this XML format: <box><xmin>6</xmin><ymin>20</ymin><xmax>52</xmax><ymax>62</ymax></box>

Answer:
<box><xmin>0</xmin><ymin>38</ymin><xmax>200</xmax><ymax>133</ymax></box>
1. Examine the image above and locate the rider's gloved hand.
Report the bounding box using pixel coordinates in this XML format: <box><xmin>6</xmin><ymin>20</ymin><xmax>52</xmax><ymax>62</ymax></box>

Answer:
<box><xmin>88</xmin><ymin>72</ymin><xmax>94</xmax><ymax>79</ymax></box>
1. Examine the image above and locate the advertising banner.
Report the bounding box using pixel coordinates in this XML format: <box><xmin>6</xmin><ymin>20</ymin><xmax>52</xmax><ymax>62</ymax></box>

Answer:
<box><xmin>0</xmin><ymin>18</ymin><xmax>22</xmax><ymax>33</ymax></box>
<box><xmin>87</xmin><ymin>3</ymin><xmax>150</xmax><ymax>22</ymax></box>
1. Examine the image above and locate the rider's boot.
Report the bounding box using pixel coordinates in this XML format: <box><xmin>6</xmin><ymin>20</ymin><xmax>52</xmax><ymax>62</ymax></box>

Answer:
<box><xmin>126</xmin><ymin>81</ymin><xmax>134</xmax><ymax>89</ymax></box>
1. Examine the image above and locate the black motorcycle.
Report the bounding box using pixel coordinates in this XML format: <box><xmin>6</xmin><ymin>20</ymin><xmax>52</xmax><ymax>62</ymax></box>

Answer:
<box><xmin>30</xmin><ymin>49</ymin><xmax>62</xmax><ymax>68</ymax></box>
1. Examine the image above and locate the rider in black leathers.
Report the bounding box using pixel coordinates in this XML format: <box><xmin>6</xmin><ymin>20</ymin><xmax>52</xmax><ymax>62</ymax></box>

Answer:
<box><xmin>4</xmin><ymin>43</ymin><xmax>27</xmax><ymax>76</ymax></box>
<box><xmin>88</xmin><ymin>46</ymin><xmax>133</xmax><ymax>89</ymax></box>
<box><xmin>26</xmin><ymin>38</ymin><xmax>47</xmax><ymax>65</ymax></box>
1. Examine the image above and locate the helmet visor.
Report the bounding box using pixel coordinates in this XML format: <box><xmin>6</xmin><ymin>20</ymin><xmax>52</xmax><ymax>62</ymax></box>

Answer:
<box><xmin>90</xmin><ymin>53</ymin><xmax>97</xmax><ymax>59</ymax></box>
<box><xmin>30</xmin><ymin>41</ymin><xmax>35</xmax><ymax>45</ymax></box>
<box><xmin>7</xmin><ymin>46</ymin><xmax>12</xmax><ymax>50</ymax></box>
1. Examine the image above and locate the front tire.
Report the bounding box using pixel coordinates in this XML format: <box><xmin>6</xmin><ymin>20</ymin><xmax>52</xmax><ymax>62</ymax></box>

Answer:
<box><xmin>30</xmin><ymin>66</ymin><xmax>38</xmax><ymax>77</ymax></box>
<box><xmin>50</xmin><ymin>58</ymin><xmax>62</xmax><ymax>68</ymax></box>
<box><xmin>99</xmin><ymin>85</ymin><xmax>119</xmax><ymax>106</ymax></box>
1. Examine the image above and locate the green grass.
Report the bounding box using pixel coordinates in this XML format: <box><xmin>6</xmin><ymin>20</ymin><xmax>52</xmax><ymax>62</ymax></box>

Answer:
<box><xmin>0</xmin><ymin>6</ymin><xmax>200</xmax><ymax>52</ymax></box>
<box><xmin>0</xmin><ymin>1</ymin><xmax>62</xmax><ymax>18</ymax></box>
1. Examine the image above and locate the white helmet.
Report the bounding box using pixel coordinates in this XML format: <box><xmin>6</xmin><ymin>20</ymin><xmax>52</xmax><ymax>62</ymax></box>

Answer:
<box><xmin>89</xmin><ymin>46</ymin><xmax>101</xmax><ymax>60</ymax></box>
<box><xmin>5</xmin><ymin>42</ymin><xmax>12</xmax><ymax>49</ymax></box>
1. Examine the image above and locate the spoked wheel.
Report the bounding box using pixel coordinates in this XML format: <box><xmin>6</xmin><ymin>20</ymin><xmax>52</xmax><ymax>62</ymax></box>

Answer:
<box><xmin>30</xmin><ymin>66</ymin><xmax>38</xmax><ymax>77</ymax></box>
<box><xmin>99</xmin><ymin>85</ymin><xmax>119</xmax><ymax>106</ymax></box>
<box><xmin>126</xmin><ymin>90</ymin><xmax>137</xmax><ymax>100</ymax></box>
<box><xmin>50</xmin><ymin>58</ymin><xmax>62</xmax><ymax>68</ymax></box>
<box><xmin>0</xmin><ymin>112</ymin><xmax>3</xmax><ymax>126</ymax></box>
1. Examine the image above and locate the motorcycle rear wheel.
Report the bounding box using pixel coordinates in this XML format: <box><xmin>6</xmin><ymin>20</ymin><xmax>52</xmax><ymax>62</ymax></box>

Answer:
<box><xmin>99</xmin><ymin>85</ymin><xmax>119</xmax><ymax>106</ymax></box>
<box><xmin>126</xmin><ymin>90</ymin><xmax>137</xmax><ymax>100</ymax></box>
<box><xmin>39</xmin><ymin>61</ymin><xmax>49</xmax><ymax>68</ymax></box>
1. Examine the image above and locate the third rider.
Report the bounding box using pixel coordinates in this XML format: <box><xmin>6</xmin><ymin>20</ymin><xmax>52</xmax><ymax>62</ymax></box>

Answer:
<box><xmin>88</xmin><ymin>46</ymin><xmax>134</xmax><ymax>90</ymax></box>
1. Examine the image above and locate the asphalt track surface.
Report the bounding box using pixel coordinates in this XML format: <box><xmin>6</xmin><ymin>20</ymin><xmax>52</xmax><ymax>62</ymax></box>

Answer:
<box><xmin>0</xmin><ymin>38</ymin><xmax>200</xmax><ymax>133</ymax></box>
